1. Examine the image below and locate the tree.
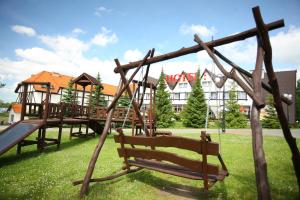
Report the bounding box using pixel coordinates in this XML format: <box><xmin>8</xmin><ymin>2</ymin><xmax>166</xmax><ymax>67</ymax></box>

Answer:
<box><xmin>182</xmin><ymin>69</ymin><xmax>207</xmax><ymax>128</ymax></box>
<box><xmin>262</xmin><ymin>95</ymin><xmax>280</xmax><ymax>128</ymax></box>
<box><xmin>61</xmin><ymin>80</ymin><xmax>76</xmax><ymax>104</ymax></box>
<box><xmin>91</xmin><ymin>73</ymin><xmax>107</xmax><ymax>107</ymax></box>
<box><xmin>224</xmin><ymin>83</ymin><xmax>248</xmax><ymax>128</ymax></box>
<box><xmin>296</xmin><ymin>79</ymin><xmax>300</xmax><ymax>123</ymax></box>
<box><xmin>155</xmin><ymin>70</ymin><xmax>174</xmax><ymax>128</ymax></box>
<box><xmin>0</xmin><ymin>82</ymin><xmax>5</xmax><ymax>88</ymax></box>
<box><xmin>118</xmin><ymin>93</ymin><xmax>131</xmax><ymax>107</ymax></box>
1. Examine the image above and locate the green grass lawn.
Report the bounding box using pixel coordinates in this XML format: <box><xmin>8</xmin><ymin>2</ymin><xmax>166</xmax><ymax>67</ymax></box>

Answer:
<box><xmin>0</xmin><ymin>129</ymin><xmax>299</xmax><ymax>200</ymax></box>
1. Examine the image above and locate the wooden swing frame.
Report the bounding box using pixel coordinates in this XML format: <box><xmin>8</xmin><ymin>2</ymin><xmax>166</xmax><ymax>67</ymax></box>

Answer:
<box><xmin>75</xmin><ymin>6</ymin><xmax>300</xmax><ymax>199</ymax></box>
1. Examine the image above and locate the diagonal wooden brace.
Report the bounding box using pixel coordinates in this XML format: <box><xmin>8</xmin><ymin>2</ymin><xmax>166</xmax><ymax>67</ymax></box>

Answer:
<box><xmin>107</xmin><ymin>50</ymin><xmax>152</xmax><ymax>112</ymax></box>
<box><xmin>115</xmin><ymin>59</ymin><xmax>150</xmax><ymax>136</ymax></box>
<box><xmin>194</xmin><ymin>34</ymin><xmax>265</xmax><ymax>108</ymax></box>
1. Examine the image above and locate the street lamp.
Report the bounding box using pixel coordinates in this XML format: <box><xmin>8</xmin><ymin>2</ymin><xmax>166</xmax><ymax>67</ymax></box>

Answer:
<box><xmin>283</xmin><ymin>93</ymin><xmax>293</xmax><ymax>123</ymax></box>
<box><xmin>215</xmin><ymin>76</ymin><xmax>225</xmax><ymax>133</ymax></box>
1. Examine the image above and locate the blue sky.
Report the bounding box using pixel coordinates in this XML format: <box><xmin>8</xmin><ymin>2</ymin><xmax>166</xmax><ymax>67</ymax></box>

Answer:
<box><xmin>0</xmin><ymin>0</ymin><xmax>300</xmax><ymax>102</ymax></box>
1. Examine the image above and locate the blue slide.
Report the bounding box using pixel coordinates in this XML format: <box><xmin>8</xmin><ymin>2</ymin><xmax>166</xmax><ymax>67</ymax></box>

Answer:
<box><xmin>0</xmin><ymin>120</ymin><xmax>44</xmax><ymax>156</ymax></box>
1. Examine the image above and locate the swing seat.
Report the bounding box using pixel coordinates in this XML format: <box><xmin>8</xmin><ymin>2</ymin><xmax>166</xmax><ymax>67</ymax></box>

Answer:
<box><xmin>114</xmin><ymin>131</ymin><xmax>228</xmax><ymax>190</ymax></box>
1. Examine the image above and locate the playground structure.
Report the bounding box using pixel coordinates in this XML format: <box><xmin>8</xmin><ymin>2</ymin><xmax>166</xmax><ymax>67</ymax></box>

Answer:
<box><xmin>0</xmin><ymin>73</ymin><xmax>157</xmax><ymax>156</ymax></box>
<box><xmin>75</xmin><ymin>6</ymin><xmax>300</xmax><ymax>199</ymax></box>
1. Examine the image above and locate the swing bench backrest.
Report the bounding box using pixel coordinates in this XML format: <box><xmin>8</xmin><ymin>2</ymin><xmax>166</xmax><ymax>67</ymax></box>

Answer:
<box><xmin>114</xmin><ymin>131</ymin><xmax>228</xmax><ymax>190</ymax></box>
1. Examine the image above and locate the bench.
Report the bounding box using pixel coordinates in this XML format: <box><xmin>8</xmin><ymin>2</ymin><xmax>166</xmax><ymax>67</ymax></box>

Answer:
<box><xmin>114</xmin><ymin>130</ymin><xmax>228</xmax><ymax>190</ymax></box>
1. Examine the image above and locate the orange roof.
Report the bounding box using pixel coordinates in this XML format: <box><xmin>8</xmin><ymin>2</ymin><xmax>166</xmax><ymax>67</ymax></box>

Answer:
<box><xmin>10</xmin><ymin>103</ymin><xmax>22</xmax><ymax>113</ymax></box>
<box><xmin>22</xmin><ymin>71</ymin><xmax>118</xmax><ymax>96</ymax></box>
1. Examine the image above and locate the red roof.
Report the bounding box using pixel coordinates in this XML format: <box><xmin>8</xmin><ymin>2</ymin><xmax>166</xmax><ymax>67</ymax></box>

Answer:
<box><xmin>21</xmin><ymin>71</ymin><xmax>117</xmax><ymax>96</ymax></box>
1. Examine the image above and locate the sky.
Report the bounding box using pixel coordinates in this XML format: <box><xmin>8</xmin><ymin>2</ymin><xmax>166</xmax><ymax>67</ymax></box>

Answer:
<box><xmin>0</xmin><ymin>0</ymin><xmax>300</xmax><ymax>102</ymax></box>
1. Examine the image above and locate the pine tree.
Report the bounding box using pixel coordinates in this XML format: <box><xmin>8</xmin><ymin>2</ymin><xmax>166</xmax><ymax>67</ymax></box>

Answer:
<box><xmin>0</xmin><ymin>82</ymin><xmax>5</xmax><ymax>88</ymax></box>
<box><xmin>182</xmin><ymin>69</ymin><xmax>207</xmax><ymax>128</ymax></box>
<box><xmin>118</xmin><ymin>93</ymin><xmax>131</xmax><ymax>107</ymax></box>
<box><xmin>155</xmin><ymin>70</ymin><xmax>174</xmax><ymax>128</ymax></box>
<box><xmin>224</xmin><ymin>83</ymin><xmax>248</xmax><ymax>128</ymax></box>
<box><xmin>91</xmin><ymin>73</ymin><xmax>107</xmax><ymax>107</ymax></box>
<box><xmin>61</xmin><ymin>80</ymin><xmax>75</xmax><ymax>104</ymax></box>
<box><xmin>262</xmin><ymin>95</ymin><xmax>280</xmax><ymax>128</ymax></box>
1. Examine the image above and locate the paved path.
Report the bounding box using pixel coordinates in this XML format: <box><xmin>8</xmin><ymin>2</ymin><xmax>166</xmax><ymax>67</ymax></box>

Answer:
<box><xmin>1</xmin><ymin>125</ymin><xmax>299</xmax><ymax>138</ymax></box>
<box><xmin>154</xmin><ymin>128</ymin><xmax>300</xmax><ymax>138</ymax></box>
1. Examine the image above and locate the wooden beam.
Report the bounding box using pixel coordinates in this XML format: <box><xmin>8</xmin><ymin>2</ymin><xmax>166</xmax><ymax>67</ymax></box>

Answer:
<box><xmin>251</xmin><ymin>43</ymin><xmax>271</xmax><ymax>199</ymax></box>
<box><xmin>139</xmin><ymin>48</ymin><xmax>155</xmax><ymax>108</ymax></box>
<box><xmin>252</xmin><ymin>6</ymin><xmax>300</xmax><ymax>192</ymax></box>
<box><xmin>115</xmin><ymin>59</ymin><xmax>150</xmax><ymax>136</ymax></box>
<box><xmin>106</xmin><ymin>50</ymin><xmax>152</xmax><ymax>112</ymax></box>
<box><xmin>114</xmin><ymin>20</ymin><xmax>284</xmax><ymax>73</ymax></box>
<box><xmin>79</xmin><ymin>80</ymin><xmax>124</xmax><ymax>198</ymax></box>
<box><xmin>213</xmin><ymin>49</ymin><xmax>292</xmax><ymax>105</ymax></box>
<box><xmin>73</xmin><ymin>167</ymin><xmax>142</xmax><ymax>186</ymax></box>
<box><xmin>194</xmin><ymin>34</ymin><xmax>265</xmax><ymax>108</ymax></box>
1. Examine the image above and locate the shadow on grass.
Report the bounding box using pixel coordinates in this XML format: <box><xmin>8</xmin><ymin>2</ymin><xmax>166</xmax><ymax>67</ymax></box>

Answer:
<box><xmin>126</xmin><ymin>171</ymin><xmax>228</xmax><ymax>199</ymax></box>
<box><xmin>0</xmin><ymin>136</ymin><xmax>96</xmax><ymax>167</ymax></box>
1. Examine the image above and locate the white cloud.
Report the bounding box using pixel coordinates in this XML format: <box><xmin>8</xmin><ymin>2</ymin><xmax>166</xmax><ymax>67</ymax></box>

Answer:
<box><xmin>11</xmin><ymin>25</ymin><xmax>36</xmax><ymax>37</ymax></box>
<box><xmin>180</xmin><ymin>24</ymin><xmax>216</xmax><ymax>38</ymax></box>
<box><xmin>72</xmin><ymin>28</ymin><xmax>86</xmax><ymax>35</ymax></box>
<box><xmin>124</xmin><ymin>49</ymin><xmax>143</xmax><ymax>62</ymax></box>
<box><xmin>39</xmin><ymin>35</ymin><xmax>89</xmax><ymax>59</ymax></box>
<box><xmin>91</xmin><ymin>27</ymin><xmax>118</xmax><ymax>46</ymax></box>
<box><xmin>271</xmin><ymin>26</ymin><xmax>300</xmax><ymax>66</ymax></box>
<box><xmin>94</xmin><ymin>6</ymin><xmax>111</xmax><ymax>17</ymax></box>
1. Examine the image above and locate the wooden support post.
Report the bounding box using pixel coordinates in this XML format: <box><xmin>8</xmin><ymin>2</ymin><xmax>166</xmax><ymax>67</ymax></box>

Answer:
<box><xmin>106</xmin><ymin>50</ymin><xmax>152</xmax><ymax>112</ymax></box>
<box><xmin>132</xmin><ymin>83</ymin><xmax>136</xmax><ymax>136</ymax></box>
<box><xmin>88</xmin><ymin>84</ymin><xmax>93</xmax><ymax>119</ymax></box>
<box><xmin>20</xmin><ymin>84</ymin><xmax>28</xmax><ymax>121</ymax></box>
<box><xmin>149</xmin><ymin>83</ymin><xmax>153</xmax><ymax>136</ymax></box>
<box><xmin>139</xmin><ymin>48</ymin><xmax>155</xmax><ymax>108</ymax></box>
<box><xmin>251</xmin><ymin>43</ymin><xmax>271</xmax><ymax>199</ymax></box>
<box><xmin>252</xmin><ymin>6</ymin><xmax>300</xmax><ymax>192</ymax></box>
<box><xmin>115</xmin><ymin>59</ymin><xmax>150</xmax><ymax>136</ymax></box>
<box><xmin>79</xmin><ymin>80</ymin><xmax>124</xmax><ymax>197</ymax></box>
<box><xmin>201</xmin><ymin>131</ymin><xmax>208</xmax><ymax>190</ymax></box>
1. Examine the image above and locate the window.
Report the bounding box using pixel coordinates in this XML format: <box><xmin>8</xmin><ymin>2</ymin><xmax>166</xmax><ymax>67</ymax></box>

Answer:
<box><xmin>237</xmin><ymin>91</ymin><xmax>247</xmax><ymax>100</ymax></box>
<box><xmin>224</xmin><ymin>92</ymin><xmax>229</xmax><ymax>100</ymax></box>
<box><xmin>173</xmin><ymin>93</ymin><xmax>180</xmax><ymax>100</ymax></box>
<box><xmin>179</xmin><ymin>83</ymin><xmax>188</xmax><ymax>88</ymax></box>
<box><xmin>173</xmin><ymin>105</ymin><xmax>183</xmax><ymax>113</ymax></box>
<box><xmin>144</xmin><ymin>93</ymin><xmax>150</xmax><ymax>100</ymax></box>
<box><xmin>210</xmin><ymin>92</ymin><xmax>217</xmax><ymax>100</ymax></box>
<box><xmin>180</xmin><ymin>92</ymin><xmax>186</xmax><ymax>100</ymax></box>
<box><xmin>202</xmin><ymin>81</ymin><xmax>212</xmax><ymax>87</ymax></box>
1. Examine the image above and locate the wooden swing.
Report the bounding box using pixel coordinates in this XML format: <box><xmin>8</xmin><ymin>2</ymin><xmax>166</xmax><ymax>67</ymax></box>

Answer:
<box><xmin>114</xmin><ymin>128</ymin><xmax>228</xmax><ymax>190</ymax></box>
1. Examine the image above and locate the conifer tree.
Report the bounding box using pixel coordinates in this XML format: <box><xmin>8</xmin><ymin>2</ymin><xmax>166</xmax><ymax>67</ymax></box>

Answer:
<box><xmin>262</xmin><ymin>95</ymin><xmax>280</xmax><ymax>128</ymax></box>
<box><xmin>0</xmin><ymin>82</ymin><xmax>5</xmax><ymax>88</ymax></box>
<box><xmin>182</xmin><ymin>69</ymin><xmax>207</xmax><ymax>128</ymax></box>
<box><xmin>62</xmin><ymin>80</ymin><xmax>75</xmax><ymax>104</ymax></box>
<box><xmin>91</xmin><ymin>73</ymin><xmax>107</xmax><ymax>107</ymax></box>
<box><xmin>155</xmin><ymin>70</ymin><xmax>174</xmax><ymax>128</ymax></box>
<box><xmin>118</xmin><ymin>93</ymin><xmax>131</xmax><ymax>107</ymax></box>
<box><xmin>224</xmin><ymin>83</ymin><xmax>248</xmax><ymax>128</ymax></box>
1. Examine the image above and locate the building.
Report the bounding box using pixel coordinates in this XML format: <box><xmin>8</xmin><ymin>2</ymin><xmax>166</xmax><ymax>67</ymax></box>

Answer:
<box><xmin>142</xmin><ymin>69</ymin><xmax>297</xmax><ymax>124</ymax></box>
<box><xmin>9</xmin><ymin>71</ymin><xmax>118</xmax><ymax>123</ymax></box>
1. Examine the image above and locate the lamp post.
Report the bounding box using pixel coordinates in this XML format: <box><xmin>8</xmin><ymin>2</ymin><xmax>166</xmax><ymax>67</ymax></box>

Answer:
<box><xmin>215</xmin><ymin>76</ymin><xmax>225</xmax><ymax>133</ymax></box>
<box><xmin>283</xmin><ymin>93</ymin><xmax>292</xmax><ymax>124</ymax></box>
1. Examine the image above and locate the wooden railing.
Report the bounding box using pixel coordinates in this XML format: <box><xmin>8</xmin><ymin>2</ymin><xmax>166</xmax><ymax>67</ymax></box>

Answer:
<box><xmin>24</xmin><ymin>103</ymin><xmax>43</xmax><ymax>118</ymax></box>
